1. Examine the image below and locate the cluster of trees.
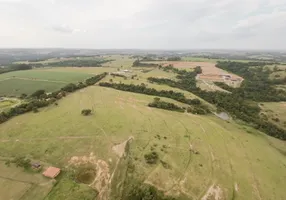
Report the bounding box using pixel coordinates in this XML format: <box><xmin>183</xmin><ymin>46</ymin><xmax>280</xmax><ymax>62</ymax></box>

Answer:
<box><xmin>151</xmin><ymin>62</ymin><xmax>286</xmax><ymax>140</ymax></box>
<box><xmin>81</xmin><ymin>109</ymin><xmax>92</xmax><ymax>116</ymax></box>
<box><xmin>167</xmin><ymin>56</ymin><xmax>181</xmax><ymax>61</ymax></box>
<box><xmin>0</xmin><ymin>64</ymin><xmax>32</xmax><ymax>74</ymax></box>
<box><xmin>0</xmin><ymin>73</ymin><xmax>107</xmax><ymax>124</ymax></box>
<box><xmin>144</xmin><ymin>151</ymin><xmax>159</xmax><ymax>164</ymax></box>
<box><xmin>5</xmin><ymin>156</ymin><xmax>31</xmax><ymax>170</ymax></box>
<box><xmin>213</xmin><ymin>82</ymin><xmax>234</xmax><ymax>92</ymax></box>
<box><xmin>124</xmin><ymin>180</ymin><xmax>179</xmax><ymax>200</ymax></box>
<box><xmin>132</xmin><ymin>60</ymin><xmax>158</xmax><ymax>67</ymax></box>
<box><xmin>111</xmin><ymin>73</ymin><xmax>128</xmax><ymax>79</ymax></box>
<box><xmin>148</xmin><ymin>98</ymin><xmax>185</xmax><ymax>112</ymax></box>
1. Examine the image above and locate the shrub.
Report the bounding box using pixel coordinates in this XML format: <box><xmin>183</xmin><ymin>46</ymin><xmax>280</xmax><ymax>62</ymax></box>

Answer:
<box><xmin>144</xmin><ymin>151</ymin><xmax>159</xmax><ymax>164</ymax></box>
<box><xmin>81</xmin><ymin>109</ymin><xmax>92</xmax><ymax>116</ymax></box>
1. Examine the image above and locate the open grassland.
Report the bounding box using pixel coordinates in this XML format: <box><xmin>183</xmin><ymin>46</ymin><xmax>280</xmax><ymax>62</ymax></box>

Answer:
<box><xmin>260</xmin><ymin>102</ymin><xmax>286</xmax><ymax>129</ymax></box>
<box><xmin>102</xmin><ymin>55</ymin><xmax>135</xmax><ymax>68</ymax></box>
<box><xmin>0</xmin><ymin>86</ymin><xmax>286</xmax><ymax>200</ymax></box>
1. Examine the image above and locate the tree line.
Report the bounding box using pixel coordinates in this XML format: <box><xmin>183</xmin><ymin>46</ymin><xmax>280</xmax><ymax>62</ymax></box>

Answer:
<box><xmin>149</xmin><ymin>63</ymin><xmax>286</xmax><ymax>140</ymax></box>
<box><xmin>148</xmin><ymin>98</ymin><xmax>185</xmax><ymax>112</ymax></box>
<box><xmin>29</xmin><ymin>59</ymin><xmax>112</xmax><ymax>68</ymax></box>
<box><xmin>132</xmin><ymin>60</ymin><xmax>158</xmax><ymax>67</ymax></box>
<box><xmin>0</xmin><ymin>64</ymin><xmax>32</xmax><ymax>74</ymax></box>
<box><xmin>99</xmin><ymin>82</ymin><xmax>210</xmax><ymax>114</ymax></box>
<box><xmin>0</xmin><ymin>73</ymin><xmax>107</xmax><ymax>124</ymax></box>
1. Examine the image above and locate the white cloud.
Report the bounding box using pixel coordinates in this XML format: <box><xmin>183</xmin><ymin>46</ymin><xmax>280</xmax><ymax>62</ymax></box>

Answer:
<box><xmin>0</xmin><ymin>0</ymin><xmax>285</xmax><ymax>49</ymax></box>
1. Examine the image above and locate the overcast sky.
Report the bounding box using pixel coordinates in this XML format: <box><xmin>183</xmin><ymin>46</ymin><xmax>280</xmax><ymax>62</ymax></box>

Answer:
<box><xmin>0</xmin><ymin>0</ymin><xmax>286</xmax><ymax>49</ymax></box>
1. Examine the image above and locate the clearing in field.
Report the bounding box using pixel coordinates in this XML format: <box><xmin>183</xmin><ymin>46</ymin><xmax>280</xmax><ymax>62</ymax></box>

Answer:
<box><xmin>0</xmin><ymin>86</ymin><xmax>286</xmax><ymax>200</ymax></box>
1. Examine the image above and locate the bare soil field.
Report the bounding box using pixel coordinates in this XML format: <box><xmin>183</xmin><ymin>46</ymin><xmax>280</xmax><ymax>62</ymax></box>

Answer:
<box><xmin>142</xmin><ymin>61</ymin><xmax>243</xmax><ymax>86</ymax></box>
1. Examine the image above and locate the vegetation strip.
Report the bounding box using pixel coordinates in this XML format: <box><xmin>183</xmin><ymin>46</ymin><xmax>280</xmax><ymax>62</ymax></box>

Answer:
<box><xmin>99</xmin><ymin>82</ymin><xmax>210</xmax><ymax>114</ymax></box>
<box><xmin>148</xmin><ymin>98</ymin><xmax>185</xmax><ymax>113</ymax></box>
<box><xmin>148</xmin><ymin>62</ymin><xmax>286</xmax><ymax>140</ymax></box>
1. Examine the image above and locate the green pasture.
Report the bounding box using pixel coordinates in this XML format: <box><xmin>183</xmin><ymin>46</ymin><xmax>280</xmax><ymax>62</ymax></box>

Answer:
<box><xmin>0</xmin><ymin>79</ymin><xmax>66</xmax><ymax>97</ymax></box>
<box><xmin>0</xmin><ymin>86</ymin><xmax>285</xmax><ymax>200</ymax></box>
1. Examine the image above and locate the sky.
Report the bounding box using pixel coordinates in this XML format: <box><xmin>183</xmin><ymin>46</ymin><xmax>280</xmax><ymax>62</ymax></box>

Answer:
<box><xmin>0</xmin><ymin>0</ymin><xmax>286</xmax><ymax>49</ymax></box>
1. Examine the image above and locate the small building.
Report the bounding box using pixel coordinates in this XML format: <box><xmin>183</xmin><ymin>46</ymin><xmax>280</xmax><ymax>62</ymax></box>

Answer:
<box><xmin>32</xmin><ymin>163</ymin><xmax>41</xmax><ymax>169</ymax></box>
<box><xmin>42</xmin><ymin>167</ymin><xmax>61</xmax><ymax>178</ymax></box>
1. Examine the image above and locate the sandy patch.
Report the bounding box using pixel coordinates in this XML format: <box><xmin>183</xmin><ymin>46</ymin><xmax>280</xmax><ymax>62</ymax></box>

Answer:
<box><xmin>201</xmin><ymin>184</ymin><xmax>223</xmax><ymax>200</ymax></box>
<box><xmin>69</xmin><ymin>153</ymin><xmax>111</xmax><ymax>200</ymax></box>
<box><xmin>112</xmin><ymin>136</ymin><xmax>134</xmax><ymax>158</ymax></box>
<box><xmin>235</xmin><ymin>182</ymin><xmax>239</xmax><ymax>192</ymax></box>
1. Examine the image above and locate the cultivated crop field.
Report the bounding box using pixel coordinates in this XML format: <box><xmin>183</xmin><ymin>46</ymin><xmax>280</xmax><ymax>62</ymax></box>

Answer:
<box><xmin>0</xmin><ymin>85</ymin><xmax>286</xmax><ymax>200</ymax></box>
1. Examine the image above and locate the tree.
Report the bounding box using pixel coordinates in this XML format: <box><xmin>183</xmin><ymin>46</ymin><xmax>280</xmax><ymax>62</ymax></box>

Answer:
<box><xmin>144</xmin><ymin>151</ymin><xmax>159</xmax><ymax>164</ymax></box>
<box><xmin>30</xmin><ymin>90</ymin><xmax>45</xmax><ymax>99</ymax></box>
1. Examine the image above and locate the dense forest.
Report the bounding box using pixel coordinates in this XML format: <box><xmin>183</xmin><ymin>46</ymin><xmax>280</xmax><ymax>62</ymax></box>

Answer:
<box><xmin>148</xmin><ymin>63</ymin><xmax>286</xmax><ymax>140</ymax></box>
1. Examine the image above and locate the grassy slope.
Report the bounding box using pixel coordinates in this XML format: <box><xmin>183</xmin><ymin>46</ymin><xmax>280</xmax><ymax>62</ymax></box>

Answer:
<box><xmin>0</xmin><ymin>86</ymin><xmax>285</xmax><ymax>200</ymax></box>
<box><xmin>260</xmin><ymin>102</ymin><xmax>286</xmax><ymax>129</ymax></box>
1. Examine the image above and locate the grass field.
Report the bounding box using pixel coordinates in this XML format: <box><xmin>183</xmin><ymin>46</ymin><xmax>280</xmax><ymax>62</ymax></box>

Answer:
<box><xmin>102</xmin><ymin>55</ymin><xmax>135</xmax><ymax>68</ymax></box>
<box><xmin>260</xmin><ymin>102</ymin><xmax>286</xmax><ymax>129</ymax></box>
<box><xmin>0</xmin><ymin>69</ymin><xmax>95</xmax><ymax>96</ymax></box>
<box><xmin>0</xmin><ymin>79</ymin><xmax>66</xmax><ymax>97</ymax></box>
<box><xmin>0</xmin><ymin>85</ymin><xmax>286</xmax><ymax>200</ymax></box>
<box><xmin>0</xmin><ymin>159</ymin><xmax>54</xmax><ymax>200</ymax></box>
<box><xmin>0</xmin><ymin>69</ymin><xmax>93</xmax><ymax>82</ymax></box>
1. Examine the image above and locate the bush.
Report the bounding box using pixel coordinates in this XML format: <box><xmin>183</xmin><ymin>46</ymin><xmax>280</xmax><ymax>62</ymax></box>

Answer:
<box><xmin>81</xmin><ymin>109</ymin><xmax>92</xmax><ymax>116</ymax></box>
<box><xmin>11</xmin><ymin>156</ymin><xmax>31</xmax><ymax>169</ymax></box>
<box><xmin>32</xmin><ymin>107</ymin><xmax>39</xmax><ymax>113</ymax></box>
<box><xmin>144</xmin><ymin>151</ymin><xmax>159</xmax><ymax>164</ymax></box>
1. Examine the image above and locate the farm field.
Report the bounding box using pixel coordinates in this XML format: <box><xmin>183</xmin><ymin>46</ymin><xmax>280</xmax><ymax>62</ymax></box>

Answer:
<box><xmin>0</xmin><ymin>85</ymin><xmax>286</xmax><ymax>200</ymax></box>
<box><xmin>260</xmin><ymin>102</ymin><xmax>286</xmax><ymax>129</ymax></box>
